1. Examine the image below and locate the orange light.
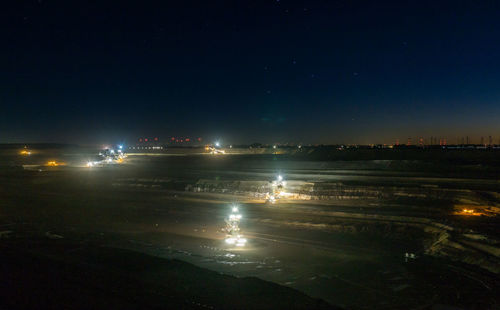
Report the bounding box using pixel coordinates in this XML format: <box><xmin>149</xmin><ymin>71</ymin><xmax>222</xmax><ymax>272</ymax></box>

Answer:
<box><xmin>46</xmin><ymin>161</ymin><xmax>65</xmax><ymax>167</ymax></box>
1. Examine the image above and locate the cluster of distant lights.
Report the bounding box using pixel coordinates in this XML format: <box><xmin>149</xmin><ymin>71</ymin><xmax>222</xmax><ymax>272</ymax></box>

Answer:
<box><xmin>138</xmin><ymin>137</ymin><xmax>203</xmax><ymax>143</ymax></box>
<box><xmin>225</xmin><ymin>236</ymin><xmax>247</xmax><ymax>247</ymax></box>
<box><xmin>267</xmin><ymin>174</ymin><xmax>286</xmax><ymax>204</ymax></box>
<box><xmin>225</xmin><ymin>206</ymin><xmax>247</xmax><ymax>247</ymax></box>
<box><xmin>87</xmin><ymin>145</ymin><xmax>125</xmax><ymax>167</ymax></box>
<box><xmin>129</xmin><ymin>146</ymin><xmax>163</xmax><ymax>150</ymax></box>
<box><xmin>229</xmin><ymin>209</ymin><xmax>242</xmax><ymax>221</ymax></box>
<box><xmin>46</xmin><ymin>161</ymin><xmax>64</xmax><ymax>167</ymax></box>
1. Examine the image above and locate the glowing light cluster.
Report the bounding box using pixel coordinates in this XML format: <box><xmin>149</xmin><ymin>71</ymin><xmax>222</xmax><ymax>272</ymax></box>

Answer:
<box><xmin>266</xmin><ymin>174</ymin><xmax>286</xmax><ymax>203</ymax></box>
<box><xmin>459</xmin><ymin>208</ymin><xmax>482</xmax><ymax>216</ymax></box>
<box><xmin>229</xmin><ymin>214</ymin><xmax>242</xmax><ymax>220</ymax></box>
<box><xmin>225</xmin><ymin>205</ymin><xmax>247</xmax><ymax>247</ymax></box>
<box><xmin>86</xmin><ymin>145</ymin><xmax>127</xmax><ymax>167</ymax></box>
<box><xmin>46</xmin><ymin>161</ymin><xmax>64</xmax><ymax>167</ymax></box>
<box><xmin>267</xmin><ymin>195</ymin><xmax>276</xmax><ymax>204</ymax></box>
<box><xmin>225</xmin><ymin>235</ymin><xmax>247</xmax><ymax>247</ymax></box>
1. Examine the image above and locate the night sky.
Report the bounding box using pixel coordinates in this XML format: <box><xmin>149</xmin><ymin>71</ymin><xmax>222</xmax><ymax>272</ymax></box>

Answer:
<box><xmin>2</xmin><ymin>0</ymin><xmax>500</xmax><ymax>145</ymax></box>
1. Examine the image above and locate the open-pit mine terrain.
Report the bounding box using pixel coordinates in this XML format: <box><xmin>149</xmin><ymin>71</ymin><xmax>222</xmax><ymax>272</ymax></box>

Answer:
<box><xmin>1</xmin><ymin>146</ymin><xmax>499</xmax><ymax>309</ymax></box>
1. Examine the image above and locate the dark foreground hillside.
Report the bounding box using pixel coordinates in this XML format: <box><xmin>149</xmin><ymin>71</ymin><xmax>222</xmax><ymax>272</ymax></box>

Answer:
<box><xmin>0</xmin><ymin>238</ymin><xmax>336</xmax><ymax>310</ymax></box>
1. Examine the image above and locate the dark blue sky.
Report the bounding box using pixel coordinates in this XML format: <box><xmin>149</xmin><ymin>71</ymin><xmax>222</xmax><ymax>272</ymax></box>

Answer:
<box><xmin>2</xmin><ymin>0</ymin><xmax>499</xmax><ymax>144</ymax></box>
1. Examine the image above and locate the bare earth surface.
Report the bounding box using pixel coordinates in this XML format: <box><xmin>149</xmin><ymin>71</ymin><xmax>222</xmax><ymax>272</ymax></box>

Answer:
<box><xmin>1</xmin><ymin>147</ymin><xmax>499</xmax><ymax>309</ymax></box>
